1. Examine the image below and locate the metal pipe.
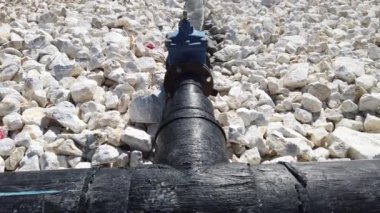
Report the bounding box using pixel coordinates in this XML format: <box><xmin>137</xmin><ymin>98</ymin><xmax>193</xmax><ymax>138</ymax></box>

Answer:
<box><xmin>154</xmin><ymin>73</ymin><xmax>229</xmax><ymax>172</ymax></box>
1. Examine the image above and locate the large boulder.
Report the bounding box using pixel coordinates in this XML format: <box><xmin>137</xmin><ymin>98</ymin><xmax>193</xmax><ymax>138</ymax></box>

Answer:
<box><xmin>328</xmin><ymin>127</ymin><xmax>380</xmax><ymax>159</ymax></box>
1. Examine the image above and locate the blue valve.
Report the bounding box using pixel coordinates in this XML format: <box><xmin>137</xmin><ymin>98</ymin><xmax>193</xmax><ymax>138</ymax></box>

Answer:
<box><xmin>165</xmin><ymin>12</ymin><xmax>208</xmax><ymax>67</ymax></box>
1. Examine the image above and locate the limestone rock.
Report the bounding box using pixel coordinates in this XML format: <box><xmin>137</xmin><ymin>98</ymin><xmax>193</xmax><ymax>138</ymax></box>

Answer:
<box><xmin>239</xmin><ymin>147</ymin><xmax>261</xmax><ymax>165</ymax></box>
<box><xmin>294</xmin><ymin>108</ymin><xmax>312</xmax><ymax>123</ymax></box>
<box><xmin>0</xmin><ymin>157</ymin><xmax>4</xmax><ymax>172</ymax></box>
<box><xmin>328</xmin><ymin>127</ymin><xmax>380</xmax><ymax>159</ymax></box>
<box><xmin>128</xmin><ymin>91</ymin><xmax>164</xmax><ymax>124</ymax></box>
<box><xmin>283</xmin><ymin>63</ymin><xmax>309</xmax><ymax>89</ymax></box>
<box><xmin>214</xmin><ymin>45</ymin><xmax>241</xmax><ymax>62</ymax></box>
<box><xmin>22</xmin><ymin>107</ymin><xmax>47</xmax><ymax>127</ymax></box>
<box><xmin>340</xmin><ymin>100</ymin><xmax>358</xmax><ymax>113</ymax></box>
<box><xmin>69</xmin><ymin>78</ymin><xmax>98</xmax><ymax>103</ymax></box>
<box><xmin>312</xmin><ymin>147</ymin><xmax>330</xmax><ymax>161</ymax></box>
<box><xmin>236</xmin><ymin>108</ymin><xmax>260</xmax><ymax>127</ymax></box>
<box><xmin>0</xmin><ymin>138</ymin><xmax>15</xmax><ymax>157</ymax></box>
<box><xmin>121</xmin><ymin>126</ymin><xmax>152</xmax><ymax>152</ymax></box>
<box><xmin>18</xmin><ymin>155</ymin><xmax>40</xmax><ymax>171</ymax></box>
<box><xmin>5</xmin><ymin>147</ymin><xmax>25</xmax><ymax>171</ymax></box>
<box><xmin>91</xmin><ymin>144</ymin><xmax>119</xmax><ymax>165</ymax></box>
<box><xmin>364</xmin><ymin>114</ymin><xmax>380</xmax><ymax>133</ymax></box>
<box><xmin>40</xmin><ymin>152</ymin><xmax>60</xmax><ymax>170</ymax></box>
<box><xmin>334</xmin><ymin>57</ymin><xmax>365</xmax><ymax>81</ymax></box>
<box><xmin>44</xmin><ymin>139</ymin><xmax>83</xmax><ymax>157</ymax></box>
<box><xmin>2</xmin><ymin>112</ymin><xmax>23</xmax><ymax>131</ymax></box>
<box><xmin>359</xmin><ymin>93</ymin><xmax>380</xmax><ymax>112</ymax></box>
<box><xmin>97</xmin><ymin>111</ymin><xmax>123</xmax><ymax>129</ymax></box>
<box><xmin>301</xmin><ymin>93</ymin><xmax>322</xmax><ymax>113</ymax></box>
<box><xmin>0</xmin><ymin>97</ymin><xmax>20</xmax><ymax>117</ymax></box>
<box><xmin>75</xmin><ymin>162</ymin><xmax>91</xmax><ymax>169</ymax></box>
<box><xmin>336</xmin><ymin>118</ymin><xmax>364</xmax><ymax>131</ymax></box>
<box><xmin>129</xmin><ymin>150</ymin><xmax>143</xmax><ymax>167</ymax></box>
<box><xmin>356</xmin><ymin>75</ymin><xmax>377</xmax><ymax>91</ymax></box>
<box><xmin>328</xmin><ymin>141</ymin><xmax>348</xmax><ymax>158</ymax></box>
<box><xmin>45</xmin><ymin>101</ymin><xmax>86</xmax><ymax>133</ymax></box>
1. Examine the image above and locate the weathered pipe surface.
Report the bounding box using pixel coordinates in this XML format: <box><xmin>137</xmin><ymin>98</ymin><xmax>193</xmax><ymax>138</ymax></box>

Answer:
<box><xmin>0</xmin><ymin>160</ymin><xmax>379</xmax><ymax>212</ymax></box>
<box><xmin>154</xmin><ymin>73</ymin><xmax>229</xmax><ymax>172</ymax></box>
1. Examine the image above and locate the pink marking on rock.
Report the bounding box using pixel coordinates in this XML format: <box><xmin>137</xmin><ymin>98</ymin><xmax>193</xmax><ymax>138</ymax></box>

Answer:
<box><xmin>0</xmin><ymin>128</ymin><xmax>5</xmax><ymax>140</ymax></box>
<box><xmin>145</xmin><ymin>42</ymin><xmax>156</xmax><ymax>50</ymax></box>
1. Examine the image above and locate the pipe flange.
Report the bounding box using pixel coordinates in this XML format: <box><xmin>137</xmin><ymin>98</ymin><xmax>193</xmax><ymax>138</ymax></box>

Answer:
<box><xmin>164</xmin><ymin>62</ymin><xmax>214</xmax><ymax>97</ymax></box>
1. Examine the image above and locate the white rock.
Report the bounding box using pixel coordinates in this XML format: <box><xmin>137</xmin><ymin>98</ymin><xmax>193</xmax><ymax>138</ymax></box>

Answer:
<box><xmin>121</xmin><ymin>126</ymin><xmax>152</xmax><ymax>152</ymax></box>
<box><xmin>46</xmin><ymin>87</ymin><xmax>70</xmax><ymax>104</ymax></box>
<box><xmin>22</xmin><ymin>107</ymin><xmax>47</xmax><ymax>127</ymax></box>
<box><xmin>241</xmin><ymin>126</ymin><xmax>269</xmax><ymax>155</ymax></box>
<box><xmin>43</xmin><ymin>130</ymin><xmax>57</xmax><ymax>143</ymax></box>
<box><xmin>26</xmin><ymin>141</ymin><xmax>44</xmax><ymax>157</ymax></box>
<box><xmin>70</xmin><ymin>78</ymin><xmax>98</xmax><ymax>103</ymax></box>
<box><xmin>282</xmin><ymin>118</ymin><xmax>306</xmax><ymax>138</ymax></box>
<box><xmin>359</xmin><ymin>93</ymin><xmax>380</xmax><ymax>112</ymax></box>
<box><xmin>328</xmin><ymin>141</ymin><xmax>348</xmax><ymax>158</ymax></box>
<box><xmin>0</xmin><ymin>23</ymin><xmax>11</xmax><ymax>39</ymax></box>
<box><xmin>262</xmin><ymin>156</ymin><xmax>296</xmax><ymax>164</ymax></box>
<box><xmin>309</xmin><ymin>127</ymin><xmax>329</xmax><ymax>147</ymax></box>
<box><xmin>38</xmin><ymin>11</ymin><xmax>58</xmax><ymax>23</ymax></box>
<box><xmin>301</xmin><ymin>93</ymin><xmax>322</xmax><ymax>113</ymax></box>
<box><xmin>236</xmin><ymin>108</ymin><xmax>260</xmax><ymax>127</ymax></box>
<box><xmin>128</xmin><ymin>91</ymin><xmax>164</xmax><ymax>124</ymax></box>
<box><xmin>267</xmin><ymin>131</ymin><xmax>313</xmax><ymax>161</ymax></box>
<box><xmin>67</xmin><ymin>156</ymin><xmax>82</xmax><ymax>168</ymax></box>
<box><xmin>97</xmin><ymin>111</ymin><xmax>123</xmax><ymax>129</ymax></box>
<box><xmin>103</xmin><ymin>32</ymin><xmax>130</xmax><ymax>49</ymax></box>
<box><xmin>80</xmin><ymin>101</ymin><xmax>106</xmax><ymax>120</ymax></box>
<box><xmin>276</xmin><ymin>53</ymin><xmax>290</xmax><ymax>64</ymax></box>
<box><xmin>364</xmin><ymin>114</ymin><xmax>380</xmax><ymax>133</ymax></box>
<box><xmin>134</xmin><ymin>57</ymin><xmax>156</xmax><ymax>73</ymax></box>
<box><xmin>307</xmin><ymin>83</ymin><xmax>331</xmax><ymax>102</ymax></box>
<box><xmin>118</xmin><ymin>94</ymin><xmax>130</xmax><ymax>113</ymax></box>
<box><xmin>294</xmin><ymin>108</ymin><xmax>312</xmax><ymax>123</ymax></box>
<box><xmin>227</xmin><ymin>116</ymin><xmax>246</xmax><ymax>143</ymax></box>
<box><xmin>0</xmin><ymin>63</ymin><xmax>21</xmax><ymax>81</ymax></box>
<box><xmin>0</xmin><ymin>157</ymin><xmax>4</xmax><ymax>172</ymax></box>
<box><xmin>101</xmin><ymin>127</ymin><xmax>122</xmax><ymax>147</ymax></box>
<box><xmin>312</xmin><ymin>147</ymin><xmax>330</xmax><ymax>161</ymax></box>
<box><xmin>328</xmin><ymin>127</ymin><xmax>380</xmax><ymax>159</ymax></box>
<box><xmin>91</xmin><ymin>144</ymin><xmax>119</xmax><ymax>165</ymax></box>
<box><xmin>57</xmin><ymin>155</ymin><xmax>69</xmax><ymax>168</ymax></box>
<box><xmin>356</xmin><ymin>75</ymin><xmax>377</xmax><ymax>91</ymax></box>
<box><xmin>2</xmin><ymin>112</ymin><xmax>23</xmax><ymax>131</ymax></box>
<box><xmin>368</xmin><ymin>44</ymin><xmax>380</xmax><ymax>60</ymax></box>
<box><xmin>283</xmin><ymin>63</ymin><xmax>309</xmax><ymax>89</ymax></box>
<box><xmin>334</xmin><ymin>57</ymin><xmax>365</xmax><ymax>82</ymax></box>
<box><xmin>5</xmin><ymin>146</ymin><xmax>25</xmax><ymax>171</ymax></box>
<box><xmin>0</xmin><ymin>138</ymin><xmax>16</xmax><ymax>157</ymax></box>
<box><xmin>75</xmin><ymin>162</ymin><xmax>91</xmax><ymax>169</ymax></box>
<box><xmin>14</xmin><ymin>132</ymin><xmax>32</xmax><ymax>148</ymax></box>
<box><xmin>105</xmin><ymin>93</ymin><xmax>119</xmax><ymax>110</ymax></box>
<box><xmin>20</xmin><ymin>125</ymin><xmax>43</xmax><ymax>139</ymax></box>
<box><xmin>340</xmin><ymin>100</ymin><xmax>358</xmax><ymax>113</ymax></box>
<box><xmin>325</xmin><ymin>108</ymin><xmax>343</xmax><ymax>122</ymax></box>
<box><xmin>336</xmin><ymin>118</ymin><xmax>364</xmax><ymax>131</ymax></box>
<box><xmin>18</xmin><ymin>155</ymin><xmax>40</xmax><ymax>171</ymax></box>
<box><xmin>45</xmin><ymin>101</ymin><xmax>86</xmax><ymax>133</ymax></box>
<box><xmin>129</xmin><ymin>150</ymin><xmax>143</xmax><ymax>167</ymax></box>
<box><xmin>239</xmin><ymin>147</ymin><xmax>261</xmax><ymax>165</ymax></box>
<box><xmin>44</xmin><ymin>139</ymin><xmax>83</xmax><ymax>157</ymax></box>
<box><xmin>114</xmin><ymin>153</ymin><xmax>129</xmax><ymax>168</ymax></box>
<box><xmin>40</xmin><ymin>152</ymin><xmax>60</xmax><ymax>170</ymax></box>
<box><xmin>0</xmin><ymin>97</ymin><xmax>20</xmax><ymax>117</ymax></box>
<box><xmin>214</xmin><ymin>45</ymin><xmax>241</xmax><ymax>62</ymax></box>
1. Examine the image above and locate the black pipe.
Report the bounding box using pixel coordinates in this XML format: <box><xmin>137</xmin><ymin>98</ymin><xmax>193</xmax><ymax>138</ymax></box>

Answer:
<box><xmin>1</xmin><ymin>160</ymin><xmax>380</xmax><ymax>212</ymax></box>
<box><xmin>154</xmin><ymin>73</ymin><xmax>229</xmax><ymax>172</ymax></box>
